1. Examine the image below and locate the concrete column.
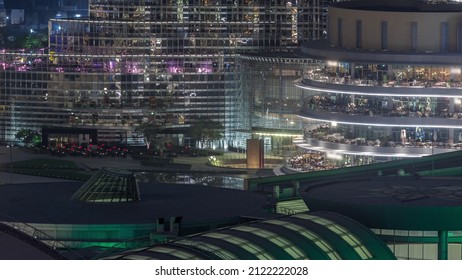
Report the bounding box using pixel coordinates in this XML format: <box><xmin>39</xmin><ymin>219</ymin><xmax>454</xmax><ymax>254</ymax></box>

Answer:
<box><xmin>387</xmin><ymin>97</ymin><xmax>394</xmax><ymax>110</ymax></box>
<box><xmin>291</xmin><ymin>180</ymin><xmax>300</xmax><ymax>197</ymax></box>
<box><xmin>438</xmin><ymin>230</ymin><xmax>448</xmax><ymax>260</ymax></box>
<box><xmin>386</xmin><ymin>127</ymin><xmax>392</xmax><ymax>135</ymax></box>
<box><xmin>449</xmin><ymin>128</ymin><xmax>454</xmax><ymax>142</ymax></box>
<box><xmin>386</xmin><ymin>127</ymin><xmax>393</xmax><ymax>144</ymax></box>
<box><xmin>350</xmin><ymin>94</ymin><xmax>355</xmax><ymax>104</ymax></box>
<box><xmin>273</xmin><ymin>185</ymin><xmax>280</xmax><ymax>200</ymax></box>
<box><xmin>449</xmin><ymin>98</ymin><xmax>455</xmax><ymax>113</ymax></box>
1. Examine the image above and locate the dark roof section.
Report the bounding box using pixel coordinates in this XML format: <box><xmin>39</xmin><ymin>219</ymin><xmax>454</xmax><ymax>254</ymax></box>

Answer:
<box><xmin>0</xmin><ymin>181</ymin><xmax>275</xmax><ymax>226</ymax></box>
<box><xmin>331</xmin><ymin>0</ymin><xmax>462</xmax><ymax>12</ymax></box>
<box><xmin>301</xmin><ymin>176</ymin><xmax>462</xmax><ymax>231</ymax></box>
<box><xmin>104</xmin><ymin>212</ymin><xmax>396</xmax><ymax>260</ymax></box>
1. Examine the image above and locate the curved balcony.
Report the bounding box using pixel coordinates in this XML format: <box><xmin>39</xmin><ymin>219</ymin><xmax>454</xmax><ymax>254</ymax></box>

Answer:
<box><xmin>300</xmin><ymin>40</ymin><xmax>462</xmax><ymax>66</ymax></box>
<box><xmin>295</xmin><ymin>78</ymin><xmax>462</xmax><ymax>98</ymax></box>
<box><xmin>297</xmin><ymin>109</ymin><xmax>462</xmax><ymax>129</ymax></box>
<box><xmin>293</xmin><ymin>137</ymin><xmax>455</xmax><ymax>158</ymax></box>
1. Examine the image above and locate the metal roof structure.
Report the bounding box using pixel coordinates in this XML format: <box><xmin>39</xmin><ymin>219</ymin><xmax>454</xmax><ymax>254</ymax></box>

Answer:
<box><xmin>105</xmin><ymin>212</ymin><xmax>396</xmax><ymax>260</ymax></box>
<box><xmin>71</xmin><ymin>167</ymin><xmax>140</xmax><ymax>203</ymax></box>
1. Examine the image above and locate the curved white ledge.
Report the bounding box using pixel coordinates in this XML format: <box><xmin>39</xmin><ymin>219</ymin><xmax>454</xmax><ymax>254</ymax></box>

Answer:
<box><xmin>300</xmin><ymin>40</ymin><xmax>462</xmax><ymax>65</ymax></box>
<box><xmin>293</xmin><ymin>138</ymin><xmax>454</xmax><ymax>158</ymax></box>
<box><xmin>295</xmin><ymin>79</ymin><xmax>462</xmax><ymax>98</ymax></box>
<box><xmin>297</xmin><ymin>110</ymin><xmax>462</xmax><ymax>129</ymax></box>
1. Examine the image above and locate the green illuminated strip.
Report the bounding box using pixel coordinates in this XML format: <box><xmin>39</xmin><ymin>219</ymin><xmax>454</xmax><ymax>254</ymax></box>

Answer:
<box><xmin>276</xmin><ymin>199</ymin><xmax>309</xmax><ymax>214</ymax></box>
<box><xmin>203</xmin><ymin>232</ymin><xmax>273</xmax><ymax>260</ymax></box>
<box><xmin>234</xmin><ymin>226</ymin><xmax>308</xmax><ymax>260</ymax></box>
<box><xmin>264</xmin><ymin>220</ymin><xmax>342</xmax><ymax>260</ymax></box>
<box><xmin>296</xmin><ymin>214</ymin><xmax>373</xmax><ymax>259</ymax></box>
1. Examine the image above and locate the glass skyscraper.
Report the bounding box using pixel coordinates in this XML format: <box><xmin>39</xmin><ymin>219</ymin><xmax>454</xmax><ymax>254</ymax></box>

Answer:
<box><xmin>0</xmin><ymin>0</ymin><xmax>329</xmax><ymax>147</ymax></box>
<box><xmin>0</xmin><ymin>1</ymin><xmax>5</xmax><ymax>27</ymax></box>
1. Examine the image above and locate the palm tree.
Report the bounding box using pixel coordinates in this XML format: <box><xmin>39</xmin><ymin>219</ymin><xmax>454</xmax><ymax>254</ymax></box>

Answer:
<box><xmin>190</xmin><ymin>117</ymin><xmax>223</xmax><ymax>149</ymax></box>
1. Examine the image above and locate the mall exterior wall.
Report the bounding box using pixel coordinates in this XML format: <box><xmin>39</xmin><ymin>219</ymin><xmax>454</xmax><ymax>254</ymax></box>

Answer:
<box><xmin>328</xmin><ymin>1</ymin><xmax>462</xmax><ymax>52</ymax></box>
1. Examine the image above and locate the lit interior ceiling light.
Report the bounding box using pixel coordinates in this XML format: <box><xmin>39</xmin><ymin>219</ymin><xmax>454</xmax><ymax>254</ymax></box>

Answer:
<box><xmin>326</xmin><ymin>60</ymin><xmax>338</xmax><ymax>67</ymax></box>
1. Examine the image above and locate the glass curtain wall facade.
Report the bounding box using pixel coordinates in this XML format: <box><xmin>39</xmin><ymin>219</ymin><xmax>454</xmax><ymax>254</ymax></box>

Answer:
<box><xmin>0</xmin><ymin>1</ymin><xmax>5</xmax><ymax>27</ymax></box>
<box><xmin>0</xmin><ymin>0</ymin><xmax>330</xmax><ymax>147</ymax></box>
<box><xmin>236</xmin><ymin>54</ymin><xmax>310</xmax><ymax>150</ymax></box>
<box><xmin>371</xmin><ymin>229</ymin><xmax>462</xmax><ymax>260</ymax></box>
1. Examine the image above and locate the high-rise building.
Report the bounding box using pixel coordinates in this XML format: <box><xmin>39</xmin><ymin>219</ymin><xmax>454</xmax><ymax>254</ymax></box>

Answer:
<box><xmin>0</xmin><ymin>0</ymin><xmax>6</xmax><ymax>27</ymax></box>
<box><xmin>0</xmin><ymin>0</ymin><xmax>330</xmax><ymax>148</ymax></box>
<box><xmin>4</xmin><ymin>0</ymin><xmax>88</xmax><ymax>27</ymax></box>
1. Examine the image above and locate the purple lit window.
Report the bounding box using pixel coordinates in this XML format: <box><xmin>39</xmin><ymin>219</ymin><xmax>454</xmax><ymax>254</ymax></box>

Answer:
<box><xmin>109</xmin><ymin>60</ymin><xmax>116</xmax><ymax>71</ymax></box>
<box><xmin>197</xmin><ymin>60</ymin><xmax>212</xmax><ymax>73</ymax></box>
<box><xmin>167</xmin><ymin>61</ymin><xmax>183</xmax><ymax>74</ymax></box>
<box><xmin>125</xmin><ymin>62</ymin><xmax>142</xmax><ymax>74</ymax></box>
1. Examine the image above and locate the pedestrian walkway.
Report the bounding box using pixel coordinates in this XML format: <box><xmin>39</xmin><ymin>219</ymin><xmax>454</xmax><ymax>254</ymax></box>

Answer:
<box><xmin>272</xmin><ymin>165</ymin><xmax>286</xmax><ymax>176</ymax></box>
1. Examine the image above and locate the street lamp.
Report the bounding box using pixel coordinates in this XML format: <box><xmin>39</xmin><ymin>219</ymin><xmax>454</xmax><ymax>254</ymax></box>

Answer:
<box><xmin>6</xmin><ymin>143</ymin><xmax>12</xmax><ymax>184</ymax></box>
<box><xmin>432</xmin><ymin>130</ymin><xmax>437</xmax><ymax>176</ymax></box>
<box><xmin>6</xmin><ymin>143</ymin><xmax>12</xmax><ymax>166</ymax></box>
